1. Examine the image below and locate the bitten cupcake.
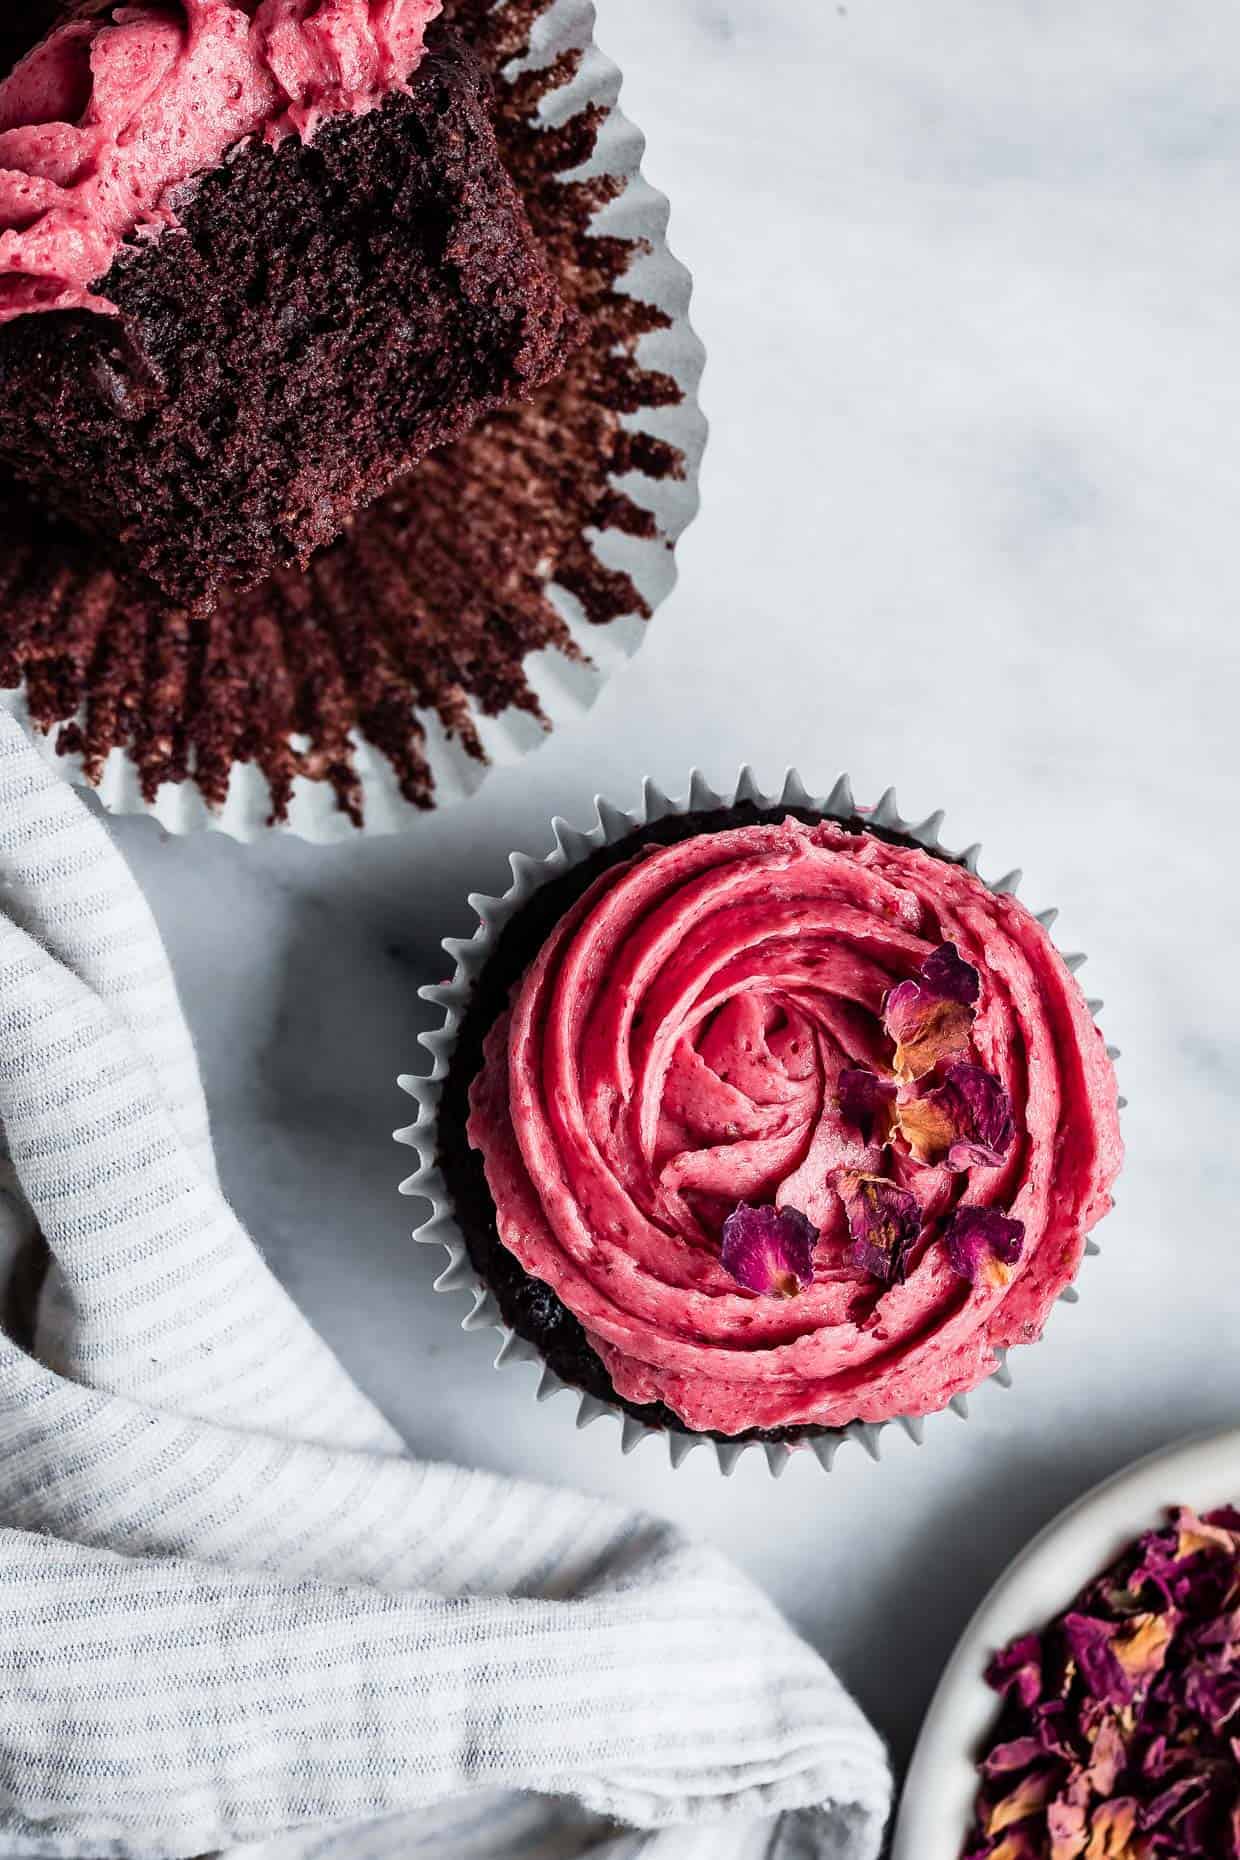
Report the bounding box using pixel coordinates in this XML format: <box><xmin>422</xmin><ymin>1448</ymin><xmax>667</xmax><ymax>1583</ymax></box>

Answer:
<box><xmin>0</xmin><ymin>1</ymin><xmax>579</xmax><ymax>612</ymax></box>
<box><xmin>414</xmin><ymin>778</ymin><xmax>1124</xmax><ymax>1461</ymax></box>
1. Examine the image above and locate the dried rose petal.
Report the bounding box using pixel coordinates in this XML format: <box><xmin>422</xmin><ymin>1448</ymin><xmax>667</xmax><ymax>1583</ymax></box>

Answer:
<box><xmin>1063</xmin><ymin>1612</ymin><xmax>1172</xmax><ymax>1709</ymax></box>
<box><xmin>885</xmin><ymin>941</ymin><xmax>982</xmax><ymax>1081</ymax></box>
<box><xmin>986</xmin><ymin>1835</ymin><xmax>1043</xmax><ymax>1860</ymax></box>
<box><xmin>893</xmin><ymin>1085</ymin><xmax>959</xmax><ymax>1165</ymax></box>
<box><xmin>1082</xmin><ymin>1798</ymin><xmax>1143</xmax><ymax>1859</ymax></box>
<box><xmin>1140</xmin><ymin>1737</ymin><xmax>1171</xmax><ymax>1780</ymax></box>
<box><xmin>898</xmin><ymin>1062</ymin><xmax>1016</xmax><ymax>1170</ymax></box>
<box><xmin>837</xmin><ymin>1067</ymin><xmax>897</xmax><ymax>1145</ymax></box>
<box><xmin>1084</xmin><ymin>1715</ymin><xmax>1126</xmax><ymax>1794</ymax></box>
<box><xmin>1176</xmin><ymin>1508</ymin><xmax>1240</xmax><ymax>1560</ymax></box>
<box><xmin>1036</xmin><ymin>1703</ymin><xmax>1077</xmax><ymax>1762</ymax></box>
<box><xmin>1112</xmin><ymin>1614</ymin><xmax>1174</xmax><ymax>1689</ymax></box>
<box><xmin>981</xmin><ymin>1736</ymin><xmax>1045</xmax><ymax>1777</ymax></box>
<box><xmin>921</xmin><ymin>940</ymin><xmax>983</xmax><ymax>1004</ymax></box>
<box><xmin>720</xmin><ymin>1202</ymin><xmax>817</xmax><ymax>1298</ymax></box>
<box><xmin>885</xmin><ymin>987</ymin><xmax>974</xmax><ymax>1081</ymax></box>
<box><xmin>1048</xmin><ymin>1818</ymin><xmax>1087</xmax><ymax>1860</ymax></box>
<box><xmin>944</xmin><ymin>1205</ymin><xmax>1026</xmax><ymax>1288</ymax></box>
<box><xmin>1047</xmin><ymin>1779</ymin><xmax>1090</xmax><ymax>1860</ymax></box>
<box><xmin>942</xmin><ymin>1064</ymin><xmax>1016</xmax><ymax>1167</ymax></box>
<box><xmin>1174</xmin><ymin>1789</ymin><xmax>1217</xmax><ymax>1857</ymax></box>
<box><xmin>837</xmin><ymin>1172</ymin><xmax>921</xmax><ymax>1285</ymax></box>
<box><xmin>987</xmin><ymin>1769</ymin><xmax>1056</xmax><ymax>1836</ymax></box>
<box><xmin>1142</xmin><ymin>1776</ymin><xmax>1208</xmax><ymax>1829</ymax></box>
<box><xmin>987</xmin><ymin>1633</ymin><xmax>1044</xmax><ymax>1709</ymax></box>
<box><xmin>1183</xmin><ymin>1655</ymin><xmax>1240</xmax><ymax>1734</ymax></box>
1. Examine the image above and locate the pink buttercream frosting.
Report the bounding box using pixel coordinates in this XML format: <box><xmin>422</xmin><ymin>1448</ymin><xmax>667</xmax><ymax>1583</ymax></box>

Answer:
<box><xmin>0</xmin><ymin>0</ymin><xmax>442</xmax><ymax>323</ymax></box>
<box><xmin>467</xmin><ymin>819</ymin><xmax>1124</xmax><ymax>1437</ymax></box>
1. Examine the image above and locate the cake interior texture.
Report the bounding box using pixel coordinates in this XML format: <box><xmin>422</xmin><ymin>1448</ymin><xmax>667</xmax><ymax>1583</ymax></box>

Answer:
<box><xmin>0</xmin><ymin>19</ymin><xmax>579</xmax><ymax>612</ymax></box>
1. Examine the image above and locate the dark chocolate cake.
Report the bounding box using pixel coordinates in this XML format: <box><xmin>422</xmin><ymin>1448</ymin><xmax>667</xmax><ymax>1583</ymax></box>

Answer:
<box><xmin>0</xmin><ymin>20</ymin><xmax>579</xmax><ymax>612</ymax></box>
<box><xmin>0</xmin><ymin>0</ymin><xmax>689</xmax><ymax>825</ymax></box>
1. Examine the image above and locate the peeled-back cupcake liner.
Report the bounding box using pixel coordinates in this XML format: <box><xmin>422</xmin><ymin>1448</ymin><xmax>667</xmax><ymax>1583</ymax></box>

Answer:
<box><xmin>395</xmin><ymin>770</ymin><xmax>1123</xmax><ymax>1477</ymax></box>
<box><xmin>0</xmin><ymin>0</ymin><xmax>707</xmax><ymax>844</ymax></box>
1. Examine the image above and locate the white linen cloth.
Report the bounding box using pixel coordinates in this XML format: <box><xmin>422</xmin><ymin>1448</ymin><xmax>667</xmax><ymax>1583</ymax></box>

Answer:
<box><xmin>0</xmin><ymin>712</ymin><xmax>891</xmax><ymax>1860</ymax></box>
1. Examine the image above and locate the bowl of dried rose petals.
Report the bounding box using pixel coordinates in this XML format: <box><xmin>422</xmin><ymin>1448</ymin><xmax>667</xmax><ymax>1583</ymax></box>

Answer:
<box><xmin>894</xmin><ymin>1428</ymin><xmax>1240</xmax><ymax>1860</ymax></box>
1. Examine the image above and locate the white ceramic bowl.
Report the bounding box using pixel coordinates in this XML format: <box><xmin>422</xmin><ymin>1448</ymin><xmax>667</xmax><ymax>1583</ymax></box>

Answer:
<box><xmin>892</xmin><ymin>1427</ymin><xmax>1240</xmax><ymax>1859</ymax></box>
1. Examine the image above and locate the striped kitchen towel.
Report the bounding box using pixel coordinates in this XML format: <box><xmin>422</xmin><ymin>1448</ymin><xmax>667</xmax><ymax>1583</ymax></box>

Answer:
<box><xmin>0</xmin><ymin>711</ymin><xmax>891</xmax><ymax>1860</ymax></box>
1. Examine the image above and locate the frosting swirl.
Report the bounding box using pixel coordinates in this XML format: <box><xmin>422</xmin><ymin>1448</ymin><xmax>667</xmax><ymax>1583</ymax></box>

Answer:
<box><xmin>467</xmin><ymin>819</ymin><xmax>1123</xmax><ymax>1435</ymax></box>
<box><xmin>0</xmin><ymin>0</ymin><xmax>441</xmax><ymax>324</ymax></box>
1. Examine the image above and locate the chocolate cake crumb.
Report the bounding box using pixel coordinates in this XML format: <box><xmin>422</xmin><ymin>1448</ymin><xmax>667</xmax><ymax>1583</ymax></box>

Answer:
<box><xmin>0</xmin><ymin>0</ymin><xmax>687</xmax><ymax>824</ymax></box>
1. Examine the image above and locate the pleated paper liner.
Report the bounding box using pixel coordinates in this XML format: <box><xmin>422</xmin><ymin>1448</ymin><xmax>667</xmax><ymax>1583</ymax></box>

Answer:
<box><xmin>0</xmin><ymin>0</ymin><xmax>707</xmax><ymax>842</ymax></box>
<box><xmin>395</xmin><ymin>770</ymin><xmax>1124</xmax><ymax>1477</ymax></box>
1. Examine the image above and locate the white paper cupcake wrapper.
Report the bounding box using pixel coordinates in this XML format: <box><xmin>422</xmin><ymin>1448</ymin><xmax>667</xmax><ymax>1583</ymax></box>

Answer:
<box><xmin>2</xmin><ymin>0</ymin><xmax>707</xmax><ymax>844</ymax></box>
<box><xmin>395</xmin><ymin>769</ymin><xmax>1123</xmax><ymax>1477</ymax></box>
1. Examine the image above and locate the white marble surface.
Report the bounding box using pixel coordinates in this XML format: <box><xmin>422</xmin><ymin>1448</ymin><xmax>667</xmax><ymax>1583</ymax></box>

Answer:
<box><xmin>96</xmin><ymin>0</ymin><xmax>1240</xmax><ymax>1779</ymax></box>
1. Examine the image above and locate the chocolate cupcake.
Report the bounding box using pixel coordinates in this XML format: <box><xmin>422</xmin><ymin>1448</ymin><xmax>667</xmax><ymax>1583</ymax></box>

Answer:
<box><xmin>0</xmin><ymin>5</ymin><xmax>580</xmax><ymax>613</ymax></box>
<box><xmin>398</xmin><ymin>773</ymin><xmax>1125</xmax><ymax>1475</ymax></box>
<box><xmin>0</xmin><ymin>0</ymin><xmax>706</xmax><ymax>838</ymax></box>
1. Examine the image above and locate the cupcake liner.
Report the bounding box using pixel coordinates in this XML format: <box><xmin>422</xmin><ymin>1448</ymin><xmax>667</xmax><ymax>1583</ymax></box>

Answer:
<box><xmin>0</xmin><ymin>0</ymin><xmax>707</xmax><ymax>843</ymax></box>
<box><xmin>395</xmin><ymin>770</ymin><xmax>1123</xmax><ymax>1478</ymax></box>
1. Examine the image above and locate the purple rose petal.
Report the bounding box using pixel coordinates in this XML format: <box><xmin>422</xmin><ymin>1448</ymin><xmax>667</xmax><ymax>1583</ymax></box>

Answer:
<box><xmin>898</xmin><ymin>1062</ymin><xmax>1016</xmax><ymax>1170</ymax></box>
<box><xmin>1084</xmin><ymin>1800</ymin><xmax>1141</xmax><ymax>1856</ymax></box>
<box><xmin>985</xmin><ymin>1770</ymin><xmax>1055</xmax><ymax>1838</ymax></box>
<box><xmin>720</xmin><ymin>1203</ymin><xmax>817</xmax><ymax>1298</ymax></box>
<box><xmin>1083</xmin><ymin>1714</ymin><xmax>1125</xmax><ymax>1793</ymax></box>
<box><xmin>884</xmin><ymin>941</ymin><xmax>982</xmax><ymax>1081</ymax></box>
<box><xmin>944</xmin><ymin>1204</ymin><xmax>1026</xmax><ymax>1288</ymax></box>
<box><xmin>987</xmin><ymin>1633</ymin><xmax>1044</xmax><ymax>1709</ymax></box>
<box><xmin>892</xmin><ymin>1083</ymin><xmax>958</xmax><ymax>1166</ymax></box>
<box><xmin>921</xmin><ymin>941</ymin><xmax>983</xmax><ymax>1004</ymax></box>
<box><xmin>943</xmin><ymin>1064</ymin><xmax>1016</xmax><ymax>1169</ymax></box>
<box><xmin>1035</xmin><ymin>1703</ymin><xmax>1077</xmax><ymax>1763</ymax></box>
<box><xmin>837</xmin><ymin>1172</ymin><xmax>922</xmax><ymax>1285</ymax></box>
<box><xmin>1062</xmin><ymin>1612</ymin><xmax>1172</xmax><ymax>1708</ymax></box>
<box><xmin>1142</xmin><ymin>1776</ymin><xmax>1210</xmax><ymax>1831</ymax></box>
<box><xmin>980</xmin><ymin>1736</ymin><xmax>1046</xmax><ymax>1777</ymax></box>
<box><xmin>837</xmin><ymin>1067</ymin><xmax>897</xmax><ymax>1145</ymax></box>
<box><xmin>1183</xmin><ymin>1655</ymin><xmax>1240</xmax><ymax>1734</ymax></box>
<box><xmin>1046</xmin><ymin>1776</ymin><xmax>1090</xmax><ymax>1860</ymax></box>
<box><xmin>978</xmin><ymin>1833</ymin><xmax>1041</xmax><ymax>1860</ymax></box>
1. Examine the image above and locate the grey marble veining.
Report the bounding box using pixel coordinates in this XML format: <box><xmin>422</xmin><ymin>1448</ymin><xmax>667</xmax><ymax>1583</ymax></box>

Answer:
<box><xmin>98</xmin><ymin>0</ymin><xmax>1240</xmax><ymax>1775</ymax></box>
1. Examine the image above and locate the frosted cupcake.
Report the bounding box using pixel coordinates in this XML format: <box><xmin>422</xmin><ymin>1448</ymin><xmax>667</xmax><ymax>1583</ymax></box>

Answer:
<box><xmin>428</xmin><ymin>791</ymin><xmax>1123</xmax><ymax>1450</ymax></box>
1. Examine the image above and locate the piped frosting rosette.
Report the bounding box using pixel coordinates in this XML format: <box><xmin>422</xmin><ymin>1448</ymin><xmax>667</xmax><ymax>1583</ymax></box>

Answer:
<box><xmin>464</xmin><ymin>814</ymin><xmax>1123</xmax><ymax>1438</ymax></box>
